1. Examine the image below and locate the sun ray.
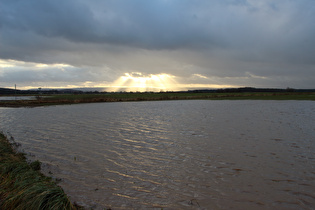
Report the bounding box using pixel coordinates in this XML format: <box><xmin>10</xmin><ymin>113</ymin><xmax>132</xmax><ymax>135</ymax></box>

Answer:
<box><xmin>107</xmin><ymin>72</ymin><xmax>178</xmax><ymax>92</ymax></box>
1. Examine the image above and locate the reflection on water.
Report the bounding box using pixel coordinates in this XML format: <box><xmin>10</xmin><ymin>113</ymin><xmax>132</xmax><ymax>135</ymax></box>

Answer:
<box><xmin>0</xmin><ymin>100</ymin><xmax>314</xmax><ymax>209</ymax></box>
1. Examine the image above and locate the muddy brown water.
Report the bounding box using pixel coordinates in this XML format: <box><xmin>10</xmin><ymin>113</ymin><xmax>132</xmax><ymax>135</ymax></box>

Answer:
<box><xmin>0</xmin><ymin>100</ymin><xmax>314</xmax><ymax>209</ymax></box>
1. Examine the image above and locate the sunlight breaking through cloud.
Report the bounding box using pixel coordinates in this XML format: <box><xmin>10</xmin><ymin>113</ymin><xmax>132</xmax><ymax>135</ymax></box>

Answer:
<box><xmin>193</xmin><ymin>74</ymin><xmax>209</xmax><ymax>79</ymax></box>
<box><xmin>107</xmin><ymin>72</ymin><xmax>178</xmax><ymax>92</ymax></box>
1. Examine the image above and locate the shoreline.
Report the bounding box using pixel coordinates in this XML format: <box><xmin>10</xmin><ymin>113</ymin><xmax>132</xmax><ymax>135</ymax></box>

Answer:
<box><xmin>0</xmin><ymin>132</ymin><xmax>81</xmax><ymax>209</ymax></box>
<box><xmin>1</xmin><ymin>92</ymin><xmax>315</xmax><ymax>108</ymax></box>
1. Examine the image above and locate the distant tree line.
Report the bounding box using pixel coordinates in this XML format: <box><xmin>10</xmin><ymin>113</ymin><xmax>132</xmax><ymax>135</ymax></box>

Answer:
<box><xmin>0</xmin><ymin>88</ymin><xmax>83</xmax><ymax>95</ymax></box>
<box><xmin>188</xmin><ymin>87</ymin><xmax>315</xmax><ymax>93</ymax></box>
<box><xmin>1</xmin><ymin>87</ymin><xmax>315</xmax><ymax>95</ymax></box>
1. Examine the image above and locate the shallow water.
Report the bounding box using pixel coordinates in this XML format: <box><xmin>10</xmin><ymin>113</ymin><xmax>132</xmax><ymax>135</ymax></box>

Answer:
<box><xmin>0</xmin><ymin>96</ymin><xmax>36</xmax><ymax>100</ymax></box>
<box><xmin>0</xmin><ymin>100</ymin><xmax>314</xmax><ymax>209</ymax></box>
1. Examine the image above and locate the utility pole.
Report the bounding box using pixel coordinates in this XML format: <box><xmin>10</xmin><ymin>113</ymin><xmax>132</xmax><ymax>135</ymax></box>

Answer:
<box><xmin>15</xmin><ymin>84</ymin><xmax>16</xmax><ymax>100</ymax></box>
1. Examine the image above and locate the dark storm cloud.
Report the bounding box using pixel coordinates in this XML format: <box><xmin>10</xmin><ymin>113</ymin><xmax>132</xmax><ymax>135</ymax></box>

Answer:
<box><xmin>3</xmin><ymin>0</ymin><xmax>313</xmax><ymax>52</ymax></box>
<box><xmin>1</xmin><ymin>0</ymin><xmax>315</xmax><ymax>89</ymax></box>
<box><xmin>0</xmin><ymin>0</ymin><xmax>97</xmax><ymax>42</ymax></box>
<box><xmin>0</xmin><ymin>0</ymin><xmax>221</xmax><ymax>49</ymax></box>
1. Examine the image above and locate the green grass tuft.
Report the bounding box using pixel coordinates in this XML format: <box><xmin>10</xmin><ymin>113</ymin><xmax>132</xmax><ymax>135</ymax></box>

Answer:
<box><xmin>0</xmin><ymin>132</ymin><xmax>81</xmax><ymax>210</ymax></box>
<box><xmin>29</xmin><ymin>160</ymin><xmax>41</xmax><ymax>171</ymax></box>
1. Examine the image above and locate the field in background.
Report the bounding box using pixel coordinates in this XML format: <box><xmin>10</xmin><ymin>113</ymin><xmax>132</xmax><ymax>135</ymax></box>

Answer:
<box><xmin>0</xmin><ymin>91</ymin><xmax>315</xmax><ymax>107</ymax></box>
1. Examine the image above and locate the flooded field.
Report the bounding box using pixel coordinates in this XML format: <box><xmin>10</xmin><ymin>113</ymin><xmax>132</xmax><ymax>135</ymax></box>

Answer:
<box><xmin>0</xmin><ymin>100</ymin><xmax>314</xmax><ymax>209</ymax></box>
<box><xmin>0</xmin><ymin>96</ymin><xmax>36</xmax><ymax>101</ymax></box>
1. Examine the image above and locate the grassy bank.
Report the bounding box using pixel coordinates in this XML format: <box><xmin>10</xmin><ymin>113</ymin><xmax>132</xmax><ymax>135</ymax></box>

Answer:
<box><xmin>0</xmin><ymin>91</ymin><xmax>315</xmax><ymax>107</ymax></box>
<box><xmin>0</xmin><ymin>132</ymin><xmax>79</xmax><ymax>210</ymax></box>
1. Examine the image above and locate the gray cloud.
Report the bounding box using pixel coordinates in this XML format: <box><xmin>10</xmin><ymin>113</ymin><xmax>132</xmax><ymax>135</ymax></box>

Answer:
<box><xmin>1</xmin><ymin>0</ymin><xmax>315</xmax><ymax>89</ymax></box>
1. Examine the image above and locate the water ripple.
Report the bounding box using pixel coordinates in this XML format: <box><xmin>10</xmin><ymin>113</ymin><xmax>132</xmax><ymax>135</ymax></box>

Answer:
<box><xmin>0</xmin><ymin>101</ymin><xmax>315</xmax><ymax>209</ymax></box>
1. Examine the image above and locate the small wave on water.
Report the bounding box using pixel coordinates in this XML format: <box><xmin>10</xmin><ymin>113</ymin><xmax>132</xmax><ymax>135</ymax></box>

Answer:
<box><xmin>0</xmin><ymin>100</ymin><xmax>314</xmax><ymax>209</ymax></box>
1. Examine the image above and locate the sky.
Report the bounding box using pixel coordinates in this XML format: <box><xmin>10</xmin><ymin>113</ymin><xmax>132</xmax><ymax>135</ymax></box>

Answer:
<box><xmin>1</xmin><ymin>0</ymin><xmax>315</xmax><ymax>91</ymax></box>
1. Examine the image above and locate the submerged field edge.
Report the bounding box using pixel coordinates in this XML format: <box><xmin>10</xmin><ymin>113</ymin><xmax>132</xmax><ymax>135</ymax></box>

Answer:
<box><xmin>0</xmin><ymin>132</ymin><xmax>82</xmax><ymax>209</ymax></box>
<box><xmin>0</xmin><ymin>92</ymin><xmax>315</xmax><ymax>107</ymax></box>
